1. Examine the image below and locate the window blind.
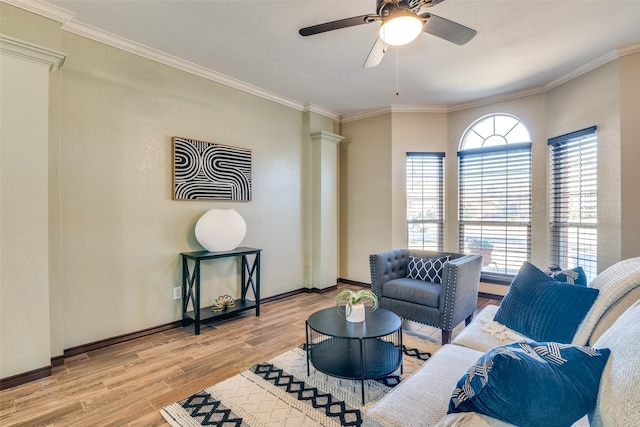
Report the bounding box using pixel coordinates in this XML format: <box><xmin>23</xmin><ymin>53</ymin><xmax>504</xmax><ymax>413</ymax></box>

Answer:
<box><xmin>458</xmin><ymin>143</ymin><xmax>532</xmax><ymax>277</ymax></box>
<box><xmin>406</xmin><ymin>152</ymin><xmax>445</xmax><ymax>250</ymax></box>
<box><xmin>548</xmin><ymin>126</ymin><xmax>597</xmax><ymax>282</ymax></box>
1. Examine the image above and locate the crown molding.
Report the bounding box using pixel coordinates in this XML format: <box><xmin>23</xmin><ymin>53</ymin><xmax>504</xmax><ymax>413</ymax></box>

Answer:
<box><xmin>4</xmin><ymin>0</ymin><xmax>638</xmax><ymax>123</ymax></box>
<box><xmin>60</xmin><ymin>19</ymin><xmax>309</xmax><ymax>113</ymax></box>
<box><xmin>1</xmin><ymin>0</ymin><xmax>343</xmax><ymax>119</ymax></box>
<box><xmin>390</xmin><ymin>105</ymin><xmax>448</xmax><ymax>114</ymax></box>
<box><xmin>303</xmin><ymin>104</ymin><xmax>341</xmax><ymax>122</ymax></box>
<box><xmin>543</xmin><ymin>49</ymin><xmax>619</xmax><ymax>92</ymax></box>
<box><xmin>447</xmin><ymin>87</ymin><xmax>545</xmax><ymax>113</ymax></box>
<box><xmin>341</xmin><ymin>107</ymin><xmax>392</xmax><ymax>123</ymax></box>
<box><xmin>0</xmin><ymin>34</ymin><xmax>66</xmax><ymax>70</ymax></box>
<box><xmin>1</xmin><ymin>0</ymin><xmax>74</xmax><ymax>23</ymax></box>
<box><xmin>616</xmin><ymin>40</ymin><xmax>640</xmax><ymax>57</ymax></box>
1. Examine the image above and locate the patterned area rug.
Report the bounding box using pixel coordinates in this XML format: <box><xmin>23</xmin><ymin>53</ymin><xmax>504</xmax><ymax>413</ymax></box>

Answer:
<box><xmin>161</xmin><ymin>332</ymin><xmax>440</xmax><ymax>427</ymax></box>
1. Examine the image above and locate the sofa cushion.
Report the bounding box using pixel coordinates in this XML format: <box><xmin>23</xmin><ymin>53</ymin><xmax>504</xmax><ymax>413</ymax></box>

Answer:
<box><xmin>407</xmin><ymin>255</ymin><xmax>449</xmax><ymax>283</ymax></box>
<box><xmin>589</xmin><ymin>285</ymin><xmax>640</xmax><ymax>344</ymax></box>
<box><xmin>436</xmin><ymin>412</ymin><xmax>517</xmax><ymax>426</ymax></box>
<box><xmin>448</xmin><ymin>341</ymin><xmax>611</xmax><ymax>427</ymax></box>
<box><xmin>451</xmin><ymin>305</ymin><xmax>531</xmax><ymax>353</ymax></box>
<box><xmin>382</xmin><ymin>277</ymin><xmax>441</xmax><ymax>308</ymax></box>
<box><xmin>590</xmin><ymin>300</ymin><xmax>640</xmax><ymax>427</ymax></box>
<box><xmin>494</xmin><ymin>262</ymin><xmax>599</xmax><ymax>343</ymax></box>
<box><xmin>572</xmin><ymin>256</ymin><xmax>640</xmax><ymax>345</ymax></box>
<box><xmin>364</xmin><ymin>344</ymin><xmax>484</xmax><ymax>427</ymax></box>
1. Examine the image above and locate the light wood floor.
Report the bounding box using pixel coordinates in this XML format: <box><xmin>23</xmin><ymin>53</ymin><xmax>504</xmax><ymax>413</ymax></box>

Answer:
<box><xmin>0</xmin><ymin>287</ymin><xmax>497</xmax><ymax>426</ymax></box>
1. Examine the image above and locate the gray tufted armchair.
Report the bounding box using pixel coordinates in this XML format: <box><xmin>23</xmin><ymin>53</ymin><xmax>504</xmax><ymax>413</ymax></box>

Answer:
<box><xmin>369</xmin><ymin>249</ymin><xmax>482</xmax><ymax>344</ymax></box>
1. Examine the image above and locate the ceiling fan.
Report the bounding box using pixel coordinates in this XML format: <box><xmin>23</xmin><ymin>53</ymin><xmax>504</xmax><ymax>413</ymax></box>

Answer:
<box><xmin>298</xmin><ymin>0</ymin><xmax>477</xmax><ymax>68</ymax></box>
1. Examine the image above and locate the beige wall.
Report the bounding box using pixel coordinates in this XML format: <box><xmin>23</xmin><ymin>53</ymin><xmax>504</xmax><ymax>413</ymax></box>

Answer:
<box><xmin>56</xmin><ymin>32</ymin><xmax>311</xmax><ymax>348</ymax></box>
<box><xmin>619</xmin><ymin>52</ymin><xmax>640</xmax><ymax>260</ymax></box>
<box><xmin>340</xmin><ymin>114</ymin><xmax>392</xmax><ymax>282</ymax></box>
<box><xmin>390</xmin><ymin>112</ymin><xmax>448</xmax><ymax>250</ymax></box>
<box><xmin>340</xmin><ymin>54</ymin><xmax>639</xmax><ymax>289</ymax></box>
<box><xmin>1</xmin><ymin>3</ymin><xmax>336</xmax><ymax>366</ymax></box>
<box><xmin>2</xmin><ymin>1</ymin><xmax>639</xmax><ymax>380</ymax></box>
<box><xmin>546</xmin><ymin>60</ymin><xmax>622</xmax><ymax>270</ymax></box>
<box><xmin>0</xmin><ymin>36</ymin><xmax>62</xmax><ymax>378</ymax></box>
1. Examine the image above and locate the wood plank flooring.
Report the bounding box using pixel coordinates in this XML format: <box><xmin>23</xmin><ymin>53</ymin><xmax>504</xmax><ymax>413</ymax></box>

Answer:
<box><xmin>0</xmin><ymin>287</ymin><xmax>498</xmax><ymax>426</ymax></box>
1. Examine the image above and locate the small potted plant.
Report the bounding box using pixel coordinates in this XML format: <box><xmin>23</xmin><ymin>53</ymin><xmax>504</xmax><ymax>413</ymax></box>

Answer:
<box><xmin>335</xmin><ymin>289</ymin><xmax>379</xmax><ymax>323</ymax></box>
<box><xmin>468</xmin><ymin>237</ymin><xmax>494</xmax><ymax>266</ymax></box>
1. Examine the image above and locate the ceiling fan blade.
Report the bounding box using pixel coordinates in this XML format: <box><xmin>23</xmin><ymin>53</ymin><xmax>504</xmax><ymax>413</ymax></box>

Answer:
<box><xmin>422</xmin><ymin>13</ymin><xmax>477</xmax><ymax>45</ymax></box>
<box><xmin>299</xmin><ymin>14</ymin><xmax>378</xmax><ymax>36</ymax></box>
<box><xmin>363</xmin><ymin>37</ymin><xmax>389</xmax><ymax>68</ymax></box>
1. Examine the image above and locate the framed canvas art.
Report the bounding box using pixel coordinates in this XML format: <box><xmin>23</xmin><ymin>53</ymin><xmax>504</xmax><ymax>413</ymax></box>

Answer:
<box><xmin>173</xmin><ymin>136</ymin><xmax>252</xmax><ymax>201</ymax></box>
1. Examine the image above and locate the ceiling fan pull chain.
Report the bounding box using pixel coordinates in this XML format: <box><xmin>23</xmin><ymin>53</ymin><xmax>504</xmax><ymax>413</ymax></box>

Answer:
<box><xmin>396</xmin><ymin>47</ymin><xmax>400</xmax><ymax>96</ymax></box>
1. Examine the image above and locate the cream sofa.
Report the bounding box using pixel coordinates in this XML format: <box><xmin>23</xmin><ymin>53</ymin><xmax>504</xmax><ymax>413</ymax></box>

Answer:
<box><xmin>365</xmin><ymin>257</ymin><xmax>640</xmax><ymax>427</ymax></box>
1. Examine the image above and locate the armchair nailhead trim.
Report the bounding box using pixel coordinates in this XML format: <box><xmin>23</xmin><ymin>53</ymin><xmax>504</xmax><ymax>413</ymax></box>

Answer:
<box><xmin>442</xmin><ymin>264</ymin><xmax>458</xmax><ymax>330</ymax></box>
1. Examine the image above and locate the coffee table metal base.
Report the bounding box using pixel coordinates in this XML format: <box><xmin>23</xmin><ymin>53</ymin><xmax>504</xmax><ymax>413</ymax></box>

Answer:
<box><xmin>305</xmin><ymin>308</ymin><xmax>403</xmax><ymax>404</ymax></box>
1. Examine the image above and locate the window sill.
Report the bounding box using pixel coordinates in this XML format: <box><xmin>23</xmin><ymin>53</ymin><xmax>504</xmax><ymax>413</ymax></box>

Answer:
<box><xmin>480</xmin><ymin>272</ymin><xmax>514</xmax><ymax>286</ymax></box>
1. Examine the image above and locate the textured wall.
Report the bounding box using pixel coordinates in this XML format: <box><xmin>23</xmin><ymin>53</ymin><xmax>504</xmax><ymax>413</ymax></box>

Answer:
<box><xmin>546</xmin><ymin>61</ymin><xmax>622</xmax><ymax>270</ymax></box>
<box><xmin>340</xmin><ymin>115</ymin><xmax>392</xmax><ymax>282</ymax></box>
<box><xmin>0</xmin><ymin>42</ymin><xmax>54</xmax><ymax>377</ymax></box>
<box><xmin>0</xmin><ymin>4</ymin><xmax>334</xmax><ymax>356</ymax></box>
<box><xmin>620</xmin><ymin>52</ymin><xmax>640</xmax><ymax>260</ymax></box>
<box><xmin>340</xmin><ymin>56</ymin><xmax>638</xmax><ymax>287</ymax></box>
<box><xmin>55</xmin><ymin>33</ymin><xmax>307</xmax><ymax>348</ymax></box>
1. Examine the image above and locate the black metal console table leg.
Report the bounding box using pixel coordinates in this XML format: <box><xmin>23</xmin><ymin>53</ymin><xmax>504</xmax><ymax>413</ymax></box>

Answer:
<box><xmin>241</xmin><ymin>252</ymin><xmax>261</xmax><ymax>316</ymax></box>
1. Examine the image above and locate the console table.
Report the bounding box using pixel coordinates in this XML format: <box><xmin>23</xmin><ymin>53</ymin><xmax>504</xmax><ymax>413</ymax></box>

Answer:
<box><xmin>180</xmin><ymin>247</ymin><xmax>261</xmax><ymax>335</ymax></box>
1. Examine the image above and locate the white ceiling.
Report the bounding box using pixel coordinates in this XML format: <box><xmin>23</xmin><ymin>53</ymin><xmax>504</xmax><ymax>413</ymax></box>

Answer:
<box><xmin>32</xmin><ymin>0</ymin><xmax>640</xmax><ymax>117</ymax></box>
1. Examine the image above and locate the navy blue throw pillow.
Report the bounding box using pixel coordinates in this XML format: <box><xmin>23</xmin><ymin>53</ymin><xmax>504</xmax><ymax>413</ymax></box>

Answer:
<box><xmin>494</xmin><ymin>262</ymin><xmax>599</xmax><ymax>343</ymax></box>
<box><xmin>448</xmin><ymin>341</ymin><xmax>611</xmax><ymax>427</ymax></box>
<box><xmin>407</xmin><ymin>256</ymin><xmax>449</xmax><ymax>283</ymax></box>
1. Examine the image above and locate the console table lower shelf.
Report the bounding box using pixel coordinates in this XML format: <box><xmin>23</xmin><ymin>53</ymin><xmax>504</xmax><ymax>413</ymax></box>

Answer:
<box><xmin>183</xmin><ymin>298</ymin><xmax>257</xmax><ymax>324</ymax></box>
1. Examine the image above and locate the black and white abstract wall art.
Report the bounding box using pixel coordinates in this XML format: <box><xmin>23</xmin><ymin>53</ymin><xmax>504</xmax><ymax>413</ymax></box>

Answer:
<box><xmin>173</xmin><ymin>137</ymin><xmax>252</xmax><ymax>201</ymax></box>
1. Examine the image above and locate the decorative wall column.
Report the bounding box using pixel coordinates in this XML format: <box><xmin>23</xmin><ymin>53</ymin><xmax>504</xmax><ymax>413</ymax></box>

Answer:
<box><xmin>0</xmin><ymin>35</ymin><xmax>65</xmax><ymax>384</ymax></box>
<box><xmin>308</xmin><ymin>131</ymin><xmax>344</xmax><ymax>290</ymax></box>
<box><xmin>618</xmin><ymin>46</ymin><xmax>640</xmax><ymax>260</ymax></box>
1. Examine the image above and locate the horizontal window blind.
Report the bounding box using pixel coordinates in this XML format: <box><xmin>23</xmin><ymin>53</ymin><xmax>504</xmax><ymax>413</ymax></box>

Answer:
<box><xmin>548</xmin><ymin>126</ymin><xmax>597</xmax><ymax>282</ymax></box>
<box><xmin>458</xmin><ymin>143</ymin><xmax>531</xmax><ymax>276</ymax></box>
<box><xmin>406</xmin><ymin>152</ymin><xmax>445</xmax><ymax>250</ymax></box>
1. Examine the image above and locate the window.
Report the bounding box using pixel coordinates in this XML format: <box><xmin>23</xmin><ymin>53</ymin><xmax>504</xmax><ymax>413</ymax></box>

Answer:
<box><xmin>458</xmin><ymin>114</ymin><xmax>532</xmax><ymax>279</ymax></box>
<box><xmin>548</xmin><ymin>127</ymin><xmax>597</xmax><ymax>282</ymax></box>
<box><xmin>406</xmin><ymin>152</ymin><xmax>445</xmax><ymax>250</ymax></box>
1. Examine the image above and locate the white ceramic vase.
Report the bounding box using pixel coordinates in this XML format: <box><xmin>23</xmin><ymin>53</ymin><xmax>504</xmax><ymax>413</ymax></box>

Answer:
<box><xmin>346</xmin><ymin>302</ymin><xmax>366</xmax><ymax>323</ymax></box>
<box><xmin>194</xmin><ymin>208</ymin><xmax>247</xmax><ymax>252</ymax></box>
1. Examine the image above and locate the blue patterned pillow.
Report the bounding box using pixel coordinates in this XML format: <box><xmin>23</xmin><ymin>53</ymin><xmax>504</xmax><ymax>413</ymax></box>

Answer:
<box><xmin>448</xmin><ymin>341</ymin><xmax>611</xmax><ymax>426</ymax></box>
<box><xmin>548</xmin><ymin>266</ymin><xmax>588</xmax><ymax>286</ymax></box>
<box><xmin>407</xmin><ymin>256</ymin><xmax>450</xmax><ymax>283</ymax></box>
<box><xmin>494</xmin><ymin>262</ymin><xmax>599</xmax><ymax>343</ymax></box>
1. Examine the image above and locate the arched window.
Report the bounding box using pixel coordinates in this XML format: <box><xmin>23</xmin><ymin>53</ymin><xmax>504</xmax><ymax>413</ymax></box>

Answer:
<box><xmin>458</xmin><ymin>114</ymin><xmax>532</xmax><ymax>278</ymax></box>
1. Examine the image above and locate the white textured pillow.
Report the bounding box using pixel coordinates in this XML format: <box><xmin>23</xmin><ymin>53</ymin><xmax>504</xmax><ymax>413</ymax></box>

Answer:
<box><xmin>572</xmin><ymin>257</ymin><xmax>640</xmax><ymax>345</ymax></box>
<box><xmin>590</xmin><ymin>300</ymin><xmax>640</xmax><ymax>426</ymax></box>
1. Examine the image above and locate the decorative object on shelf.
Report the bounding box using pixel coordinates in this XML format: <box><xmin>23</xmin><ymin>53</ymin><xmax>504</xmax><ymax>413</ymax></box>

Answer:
<box><xmin>335</xmin><ymin>289</ymin><xmax>378</xmax><ymax>323</ymax></box>
<box><xmin>195</xmin><ymin>208</ymin><xmax>247</xmax><ymax>252</ymax></box>
<box><xmin>467</xmin><ymin>237</ymin><xmax>494</xmax><ymax>267</ymax></box>
<box><xmin>173</xmin><ymin>136</ymin><xmax>252</xmax><ymax>201</ymax></box>
<box><xmin>211</xmin><ymin>294</ymin><xmax>236</xmax><ymax>312</ymax></box>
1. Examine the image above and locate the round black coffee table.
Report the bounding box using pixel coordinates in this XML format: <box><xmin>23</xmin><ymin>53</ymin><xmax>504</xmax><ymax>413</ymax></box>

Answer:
<box><xmin>305</xmin><ymin>307</ymin><xmax>403</xmax><ymax>404</ymax></box>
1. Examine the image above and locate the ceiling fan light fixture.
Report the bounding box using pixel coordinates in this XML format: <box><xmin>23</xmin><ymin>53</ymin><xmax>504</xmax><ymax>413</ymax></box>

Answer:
<box><xmin>379</xmin><ymin>13</ymin><xmax>423</xmax><ymax>46</ymax></box>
